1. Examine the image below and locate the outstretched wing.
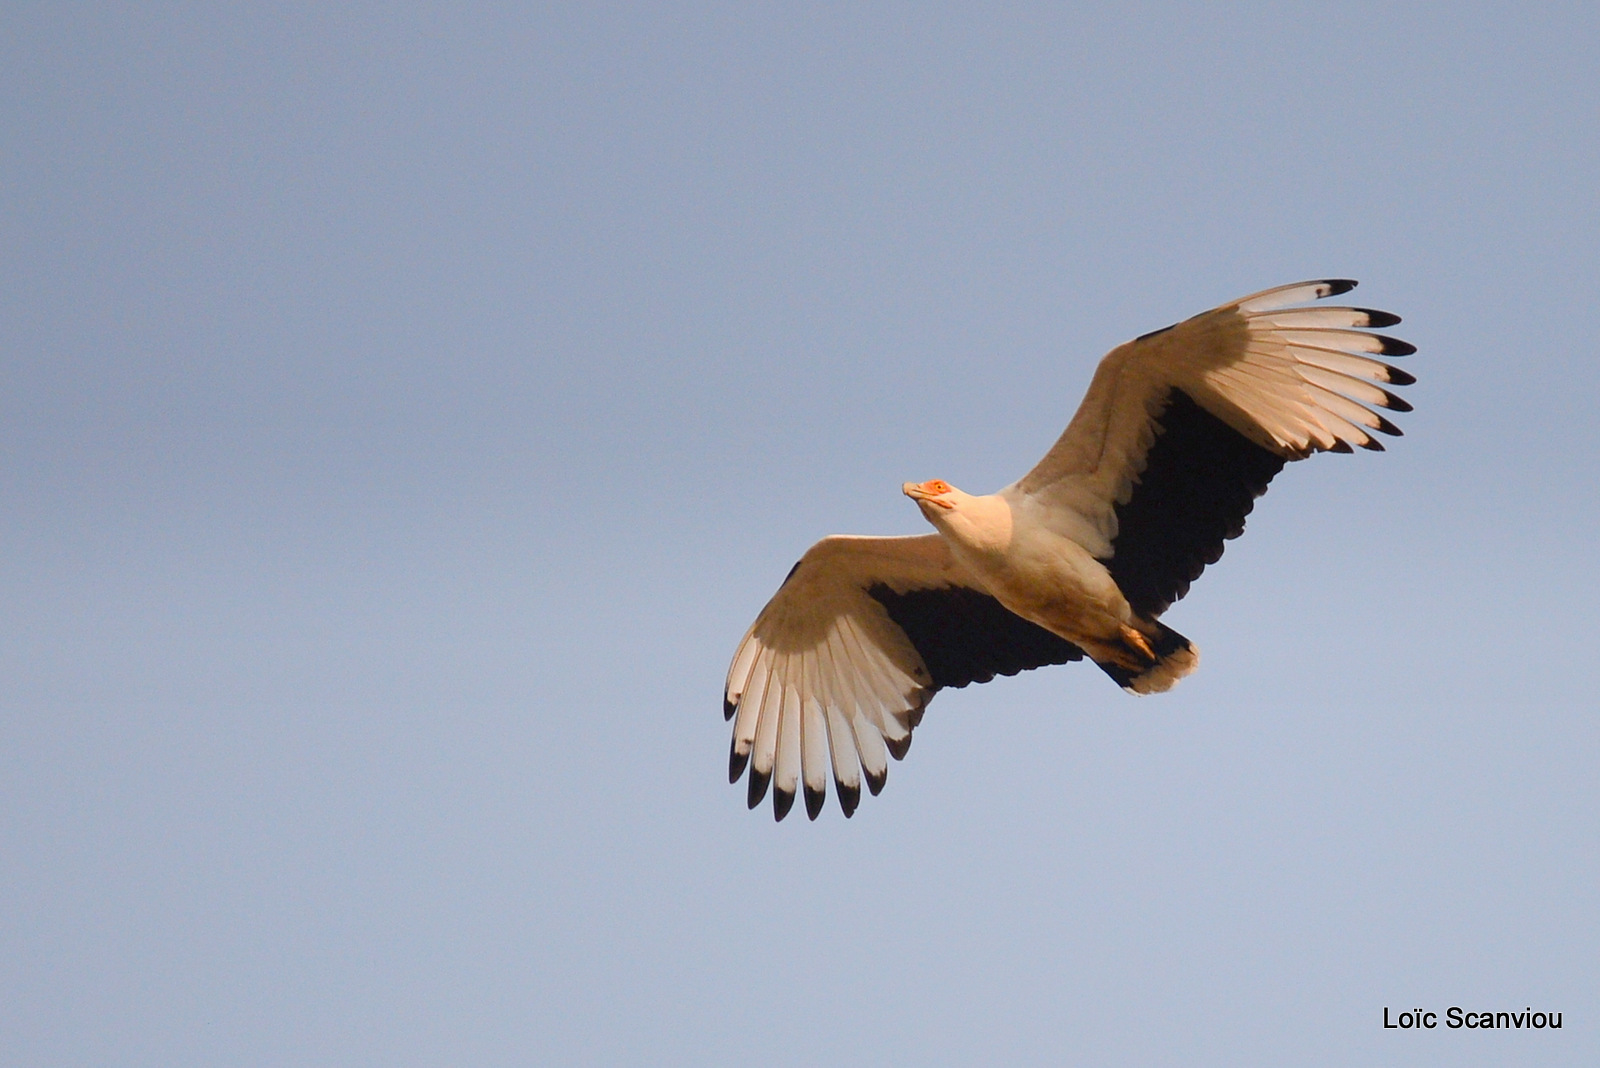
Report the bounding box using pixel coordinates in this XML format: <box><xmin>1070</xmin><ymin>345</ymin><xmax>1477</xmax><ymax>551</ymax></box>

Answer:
<box><xmin>1010</xmin><ymin>279</ymin><xmax>1414</xmax><ymax>617</ymax></box>
<box><xmin>724</xmin><ymin>535</ymin><xmax>1084</xmax><ymax>821</ymax></box>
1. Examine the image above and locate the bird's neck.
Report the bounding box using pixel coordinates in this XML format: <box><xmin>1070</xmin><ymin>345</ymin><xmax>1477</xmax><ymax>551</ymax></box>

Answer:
<box><xmin>934</xmin><ymin>493</ymin><xmax>1015</xmax><ymax>559</ymax></box>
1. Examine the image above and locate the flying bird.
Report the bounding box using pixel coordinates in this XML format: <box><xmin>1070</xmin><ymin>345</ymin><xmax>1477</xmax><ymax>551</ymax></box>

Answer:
<box><xmin>723</xmin><ymin>279</ymin><xmax>1414</xmax><ymax>821</ymax></box>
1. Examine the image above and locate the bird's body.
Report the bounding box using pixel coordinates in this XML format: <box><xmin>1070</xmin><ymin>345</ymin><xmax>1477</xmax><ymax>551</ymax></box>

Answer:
<box><xmin>724</xmin><ymin>280</ymin><xmax>1415</xmax><ymax>820</ymax></box>
<box><xmin>910</xmin><ymin>485</ymin><xmax>1171</xmax><ymax>678</ymax></box>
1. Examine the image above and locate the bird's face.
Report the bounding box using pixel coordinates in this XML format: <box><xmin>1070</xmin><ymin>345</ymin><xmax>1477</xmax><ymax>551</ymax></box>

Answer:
<box><xmin>902</xmin><ymin>479</ymin><xmax>959</xmax><ymax>519</ymax></box>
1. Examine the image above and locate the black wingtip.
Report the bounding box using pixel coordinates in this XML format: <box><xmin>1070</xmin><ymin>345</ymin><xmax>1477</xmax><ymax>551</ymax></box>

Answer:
<box><xmin>1323</xmin><ymin>279</ymin><xmax>1358</xmax><ymax>296</ymax></box>
<box><xmin>837</xmin><ymin>781</ymin><xmax>860</xmax><ymax>817</ymax></box>
<box><xmin>746</xmin><ymin>766</ymin><xmax>771</xmax><ymax>809</ymax></box>
<box><xmin>1356</xmin><ymin>308</ymin><xmax>1402</xmax><ymax>327</ymax></box>
<box><xmin>1385</xmin><ymin>366</ymin><xmax>1417</xmax><ymax>386</ymax></box>
<box><xmin>728</xmin><ymin>740</ymin><xmax>749</xmax><ymax>784</ymax></box>
<box><xmin>803</xmin><ymin>784</ymin><xmax>825</xmax><ymax>821</ymax></box>
<box><xmin>723</xmin><ymin>697</ymin><xmax>736</xmax><ymax>722</ymax></box>
<box><xmin>1359</xmin><ymin>436</ymin><xmax>1386</xmax><ymax>452</ymax></box>
<box><xmin>1375</xmin><ymin>335</ymin><xmax>1417</xmax><ymax>356</ymax></box>
<box><xmin>885</xmin><ymin>735</ymin><xmax>912</xmax><ymax>761</ymax></box>
<box><xmin>1380</xmin><ymin>390</ymin><xmax>1413</xmax><ymax>413</ymax></box>
<box><xmin>773</xmin><ymin>786</ymin><xmax>796</xmax><ymax>822</ymax></box>
<box><xmin>1327</xmin><ymin>439</ymin><xmax>1355</xmax><ymax>454</ymax></box>
<box><xmin>864</xmin><ymin>766</ymin><xmax>886</xmax><ymax>796</ymax></box>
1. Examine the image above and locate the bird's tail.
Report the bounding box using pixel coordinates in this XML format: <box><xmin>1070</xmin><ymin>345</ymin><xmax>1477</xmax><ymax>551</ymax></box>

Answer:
<box><xmin>1094</xmin><ymin>621</ymin><xmax>1199</xmax><ymax>695</ymax></box>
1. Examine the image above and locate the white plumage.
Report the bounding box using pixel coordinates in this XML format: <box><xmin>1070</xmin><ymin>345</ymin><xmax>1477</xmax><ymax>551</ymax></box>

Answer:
<box><xmin>725</xmin><ymin>280</ymin><xmax>1414</xmax><ymax>820</ymax></box>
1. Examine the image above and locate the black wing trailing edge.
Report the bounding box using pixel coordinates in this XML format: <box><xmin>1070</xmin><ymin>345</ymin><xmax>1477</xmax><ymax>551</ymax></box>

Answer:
<box><xmin>867</xmin><ymin>584</ymin><xmax>1085</xmax><ymax>695</ymax></box>
<box><xmin>1104</xmin><ymin>388</ymin><xmax>1287</xmax><ymax>619</ymax></box>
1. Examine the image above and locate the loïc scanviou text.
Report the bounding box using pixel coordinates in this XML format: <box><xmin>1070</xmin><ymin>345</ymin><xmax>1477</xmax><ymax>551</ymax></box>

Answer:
<box><xmin>1384</xmin><ymin>1007</ymin><xmax>1562</xmax><ymax>1030</ymax></box>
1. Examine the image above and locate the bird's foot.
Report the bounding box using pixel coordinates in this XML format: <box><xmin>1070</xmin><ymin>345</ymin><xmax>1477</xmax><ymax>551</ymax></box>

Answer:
<box><xmin>1120</xmin><ymin>624</ymin><xmax>1157</xmax><ymax>663</ymax></box>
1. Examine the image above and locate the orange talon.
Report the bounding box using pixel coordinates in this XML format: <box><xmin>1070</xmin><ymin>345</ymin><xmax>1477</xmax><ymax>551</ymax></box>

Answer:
<box><xmin>1121</xmin><ymin>624</ymin><xmax>1156</xmax><ymax>662</ymax></box>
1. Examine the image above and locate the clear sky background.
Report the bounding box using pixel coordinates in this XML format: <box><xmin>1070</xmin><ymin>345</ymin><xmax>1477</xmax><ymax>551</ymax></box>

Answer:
<box><xmin>4</xmin><ymin>3</ymin><xmax>1597</xmax><ymax>1065</ymax></box>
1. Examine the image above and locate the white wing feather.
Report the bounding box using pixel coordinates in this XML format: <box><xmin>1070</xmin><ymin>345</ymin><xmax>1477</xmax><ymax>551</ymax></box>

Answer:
<box><xmin>1010</xmin><ymin>279</ymin><xmax>1412</xmax><ymax>556</ymax></box>
<box><xmin>724</xmin><ymin>534</ymin><xmax>977</xmax><ymax>818</ymax></box>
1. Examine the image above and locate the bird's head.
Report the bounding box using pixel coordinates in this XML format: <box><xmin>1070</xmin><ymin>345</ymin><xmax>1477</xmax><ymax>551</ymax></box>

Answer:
<box><xmin>902</xmin><ymin>479</ymin><xmax>961</xmax><ymax>519</ymax></box>
<box><xmin>903</xmin><ymin>479</ymin><xmax>1013</xmax><ymax>552</ymax></box>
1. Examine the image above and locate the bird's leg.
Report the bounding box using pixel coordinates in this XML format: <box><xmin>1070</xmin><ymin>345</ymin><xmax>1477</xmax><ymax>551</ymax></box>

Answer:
<box><xmin>1120</xmin><ymin>624</ymin><xmax>1156</xmax><ymax>663</ymax></box>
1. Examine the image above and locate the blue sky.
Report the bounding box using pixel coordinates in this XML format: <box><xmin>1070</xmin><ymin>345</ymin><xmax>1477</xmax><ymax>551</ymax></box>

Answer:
<box><xmin>3</xmin><ymin>3</ymin><xmax>1597</xmax><ymax>1064</ymax></box>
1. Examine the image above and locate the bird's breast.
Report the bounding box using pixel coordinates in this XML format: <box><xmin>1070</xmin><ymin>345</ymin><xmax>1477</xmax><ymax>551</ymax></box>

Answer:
<box><xmin>942</xmin><ymin>522</ymin><xmax>1131</xmax><ymax>642</ymax></box>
